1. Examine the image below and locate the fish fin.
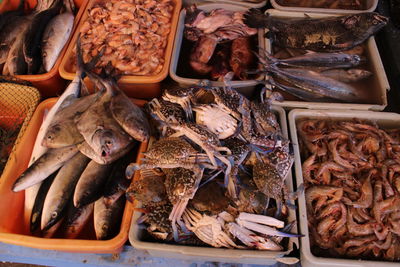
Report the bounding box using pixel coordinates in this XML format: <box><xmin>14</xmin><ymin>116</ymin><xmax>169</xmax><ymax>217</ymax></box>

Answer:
<box><xmin>244</xmin><ymin>8</ymin><xmax>270</xmax><ymax>28</ymax></box>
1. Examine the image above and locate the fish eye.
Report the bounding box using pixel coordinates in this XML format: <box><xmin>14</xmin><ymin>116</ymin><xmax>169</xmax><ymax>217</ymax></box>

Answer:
<box><xmin>51</xmin><ymin>212</ymin><xmax>58</xmax><ymax>218</ymax></box>
<box><xmin>373</xmin><ymin>20</ymin><xmax>378</xmax><ymax>25</ymax></box>
<box><xmin>47</xmin><ymin>135</ymin><xmax>52</xmax><ymax>139</ymax></box>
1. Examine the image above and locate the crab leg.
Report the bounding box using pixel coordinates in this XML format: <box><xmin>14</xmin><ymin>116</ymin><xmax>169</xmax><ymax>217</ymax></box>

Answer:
<box><xmin>236</xmin><ymin>219</ymin><xmax>303</xmax><ymax>238</ymax></box>
<box><xmin>169</xmin><ymin>198</ymin><xmax>190</xmax><ymax>241</ymax></box>
<box><xmin>238</xmin><ymin>212</ymin><xmax>285</xmax><ymax>228</ymax></box>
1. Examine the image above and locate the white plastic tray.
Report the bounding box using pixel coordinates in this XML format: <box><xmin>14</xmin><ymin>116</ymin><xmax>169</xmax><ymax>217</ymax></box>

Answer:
<box><xmin>264</xmin><ymin>9</ymin><xmax>390</xmax><ymax>111</ymax></box>
<box><xmin>288</xmin><ymin>108</ymin><xmax>400</xmax><ymax>267</ymax></box>
<box><xmin>129</xmin><ymin>105</ymin><xmax>299</xmax><ymax>265</ymax></box>
<box><xmin>270</xmin><ymin>0</ymin><xmax>378</xmax><ymax>14</ymax></box>
<box><xmin>169</xmin><ymin>3</ymin><xmax>265</xmax><ymax>97</ymax></box>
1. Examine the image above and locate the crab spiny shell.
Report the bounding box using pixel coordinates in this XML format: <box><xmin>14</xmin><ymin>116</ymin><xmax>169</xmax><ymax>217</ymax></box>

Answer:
<box><xmin>173</xmin><ymin>123</ymin><xmax>222</xmax><ymax>148</ymax></box>
<box><xmin>251</xmin><ymin>102</ymin><xmax>281</xmax><ymax>135</ymax></box>
<box><xmin>145</xmin><ymin>202</ymin><xmax>173</xmax><ymax>234</ymax></box>
<box><xmin>264</xmin><ymin>143</ymin><xmax>294</xmax><ymax>180</ymax></box>
<box><xmin>144</xmin><ymin>137</ymin><xmax>197</xmax><ymax>163</ymax></box>
<box><xmin>253</xmin><ymin>160</ymin><xmax>284</xmax><ymax>200</ymax></box>
<box><xmin>194</xmin><ymin>104</ymin><xmax>237</xmax><ymax>139</ymax></box>
<box><xmin>164</xmin><ymin>168</ymin><xmax>199</xmax><ymax>204</ymax></box>
<box><xmin>223</xmin><ymin>138</ymin><xmax>250</xmax><ymax>164</ymax></box>
<box><xmin>148</xmin><ymin>99</ymin><xmax>186</xmax><ymax>124</ymax></box>
<box><xmin>213</xmin><ymin>87</ymin><xmax>243</xmax><ymax>114</ymax></box>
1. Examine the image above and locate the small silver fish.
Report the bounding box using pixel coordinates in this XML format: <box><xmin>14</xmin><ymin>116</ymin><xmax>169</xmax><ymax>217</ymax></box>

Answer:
<box><xmin>94</xmin><ymin>196</ymin><xmax>125</xmax><ymax>240</ymax></box>
<box><xmin>42</xmin><ymin>12</ymin><xmax>74</xmax><ymax>72</ymax></box>
<box><xmin>320</xmin><ymin>69</ymin><xmax>372</xmax><ymax>83</ymax></box>
<box><xmin>12</xmin><ymin>146</ymin><xmax>79</xmax><ymax>192</ymax></box>
<box><xmin>73</xmin><ymin>160</ymin><xmax>113</xmax><ymax>208</ymax></box>
<box><xmin>41</xmin><ymin>152</ymin><xmax>90</xmax><ymax>231</ymax></box>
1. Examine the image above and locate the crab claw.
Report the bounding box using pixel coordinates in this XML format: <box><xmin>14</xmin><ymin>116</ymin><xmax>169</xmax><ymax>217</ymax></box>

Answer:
<box><xmin>125</xmin><ymin>163</ymin><xmax>140</xmax><ymax>179</ymax></box>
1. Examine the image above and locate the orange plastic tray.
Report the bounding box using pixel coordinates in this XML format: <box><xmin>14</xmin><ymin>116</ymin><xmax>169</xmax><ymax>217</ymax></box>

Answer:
<box><xmin>0</xmin><ymin>0</ymin><xmax>88</xmax><ymax>98</ymax></box>
<box><xmin>0</xmin><ymin>97</ymin><xmax>147</xmax><ymax>253</ymax></box>
<box><xmin>59</xmin><ymin>0</ymin><xmax>182</xmax><ymax>99</ymax></box>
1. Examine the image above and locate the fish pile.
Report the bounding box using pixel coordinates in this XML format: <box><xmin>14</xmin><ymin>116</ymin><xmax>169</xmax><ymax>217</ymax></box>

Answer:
<box><xmin>0</xmin><ymin>0</ymin><xmax>75</xmax><ymax>75</ymax></box>
<box><xmin>76</xmin><ymin>0</ymin><xmax>174</xmax><ymax>76</ymax></box>
<box><xmin>299</xmin><ymin>119</ymin><xmax>400</xmax><ymax>260</ymax></box>
<box><xmin>184</xmin><ymin>5</ymin><xmax>258</xmax><ymax>80</ymax></box>
<box><xmin>11</xmin><ymin>43</ymin><xmax>150</xmax><ymax>240</ymax></box>
<box><xmin>276</xmin><ymin>0</ymin><xmax>367</xmax><ymax>10</ymax></box>
<box><xmin>127</xmin><ymin>85</ymin><xmax>302</xmax><ymax>249</ymax></box>
<box><xmin>243</xmin><ymin>10</ymin><xmax>388</xmax><ymax>103</ymax></box>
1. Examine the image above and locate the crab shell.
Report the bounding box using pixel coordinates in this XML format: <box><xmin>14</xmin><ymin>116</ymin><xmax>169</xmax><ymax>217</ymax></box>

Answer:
<box><xmin>194</xmin><ymin>104</ymin><xmax>238</xmax><ymax>139</ymax></box>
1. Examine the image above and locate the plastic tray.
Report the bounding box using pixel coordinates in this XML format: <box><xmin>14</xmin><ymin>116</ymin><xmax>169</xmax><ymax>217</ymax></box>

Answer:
<box><xmin>203</xmin><ymin>0</ymin><xmax>267</xmax><ymax>8</ymax></box>
<box><xmin>169</xmin><ymin>3</ymin><xmax>265</xmax><ymax>98</ymax></box>
<box><xmin>129</xmin><ymin>105</ymin><xmax>299</xmax><ymax>265</ymax></box>
<box><xmin>288</xmin><ymin>108</ymin><xmax>400</xmax><ymax>267</ymax></box>
<box><xmin>0</xmin><ymin>97</ymin><xmax>147</xmax><ymax>253</ymax></box>
<box><xmin>59</xmin><ymin>0</ymin><xmax>182</xmax><ymax>99</ymax></box>
<box><xmin>264</xmin><ymin>9</ymin><xmax>390</xmax><ymax>111</ymax></box>
<box><xmin>270</xmin><ymin>0</ymin><xmax>378</xmax><ymax>14</ymax></box>
<box><xmin>0</xmin><ymin>0</ymin><xmax>88</xmax><ymax>98</ymax></box>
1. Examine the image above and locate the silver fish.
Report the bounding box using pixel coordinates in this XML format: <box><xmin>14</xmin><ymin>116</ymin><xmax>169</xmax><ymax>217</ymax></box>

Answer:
<box><xmin>77</xmin><ymin>141</ymin><xmax>135</xmax><ymax>165</ymax></box>
<box><xmin>12</xmin><ymin>146</ymin><xmax>79</xmax><ymax>192</ymax></box>
<box><xmin>320</xmin><ymin>69</ymin><xmax>372</xmax><ymax>83</ymax></box>
<box><xmin>42</xmin><ymin>94</ymin><xmax>98</xmax><ymax>148</ymax></box>
<box><xmin>75</xmin><ymin>89</ymin><xmax>133</xmax><ymax>160</ymax></box>
<box><xmin>63</xmin><ymin>201</ymin><xmax>94</xmax><ymax>239</ymax></box>
<box><xmin>41</xmin><ymin>152</ymin><xmax>90</xmax><ymax>231</ymax></box>
<box><xmin>110</xmin><ymin>88</ymin><xmax>150</xmax><ymax>142</ymax></box>
<box><xmin>42</xmin><ymin>12</ymin><xmax>74</xmax><ymax>72</ymax></box>
<box><xmin>94</xmin><ymin>196</ymin><xmax>125</xmax><ymax>240</ymax></box>
<box><xmin>73</xmin><ymin>160</ymin><xmax>113</xmax><ymax>208</ymax></box>
<box><xmin>264</xmin><ymin>51</ymin><xmax>364</xmax><ymax>69</ymax></box>
<box><xmin>266</xmin><ymin>65</ymin><xmax>367</xmax><ymax>102</ymax></box>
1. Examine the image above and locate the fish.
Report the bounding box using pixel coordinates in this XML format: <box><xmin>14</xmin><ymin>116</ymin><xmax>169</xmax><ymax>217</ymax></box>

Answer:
<box><xmin>103</xmin><ymin>150</ymin><xmax>136</xmax><ymax>206</ymax></box>
<box><xmin>320</xmin><ymin>68</ymin><xmax>373</xmax><ymax>83</ymax></box>
<box><xmin>23</xmin><ymin>0</ymin><xmax>63</xmax><ymax>74</ymax></box>
<box><xmin>267</xmin><ymin>78</ymin><xmax>334</xmax><ymax>102</ymax></box>
<box><xmin>3</xmin><ymin>30</ymin><xmax>28</xmax><ymax>75</ymax></box>
<box><xmin>265</xmin><ymin>64</ymin><xmax>368</xmax><ymax>102</ymax></box>
<box><xmin>62</xmin><ymin>201</ymin><xmax>94</xmax><ymax>239</ymax></box>
<box><xmin>42</xmin><ymin>12</ymin><xmax>74</xmax><ymax>72</ymax></box>
<box><xmin>42</xmin><ymin>217</ymin><xmax>64</xmax><ymax>238</ymax></box>
<box><xmin>77</xmin><ymin>140</ymin><xmax>135</xmax><ymax>165</ymax></box>
<box><xmin>94</xmin><ymin>195</ymin><xmax>125</xmax><ymax>240</ymax></box>
<box><xmin>73</xmin><ymin>160</ymin><xmax>113</xmax><ymax>208</ymax></box>
<box><xmin>75</xmin><ymin>79</ymin><xmax>133</xmax><ymax>160</ymax></box>
<box><xmin>42</xmin><ymin>94</ymin><xmax>98</xmax><ymax>148</ymax></box>
<box><xmin>30</xmin><ymin>171</ymin><xmax>57</xmax><ymax>234</ymax></box>
<box><xmin>244</xmin><ymin>10</ymin><xmax>388</xmax><ymax>52</ymax></box>
<box><xmin>0</xmin><ymin>16</ymin><xmax>31</xmax><ymax>65</ymax></box>
<box><xmin>110</xmin><ymin>87</ymin><xmax>150</xmax><ymax>142</ymax></box>
<box><xmin>264</xmin><ymin>51</ymin><xmax>364</xmax><ymax>69</ymax></box>
<box><xmin>41</xmin><ymin>152</ymin><xmax>90</xmax><ymax>231</ymax></box>
<box><xmin>12</xmin><ymin>145</ymin><xmax>79</xmax><ymax>192</ymax></box>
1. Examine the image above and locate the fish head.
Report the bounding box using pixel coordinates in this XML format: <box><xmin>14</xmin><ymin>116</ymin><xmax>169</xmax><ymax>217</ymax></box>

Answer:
<box><xmin>342</xmin><ymin>13</ymin><xmax>388</xmax><ymax>37</ymax></box>
<box><xmin>347</xmin><ymin>69</ymin><xmax>372</xmax><ymax>80</ymax></box>
<box><xmin>42</xmin><ymin>124</ymin><xmax>62</xmax><ymax>147</ymax></box>
<box><xmin>93</xmin><ymin>130</ymin><xmax>122</xmax><ymax>158</ymax></box>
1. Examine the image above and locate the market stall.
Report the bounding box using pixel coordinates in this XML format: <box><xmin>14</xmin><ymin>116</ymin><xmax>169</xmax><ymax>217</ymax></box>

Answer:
<box><xmin>0</xmin><ymin>0</ymin><xmax>399</xmax><ymax>266</ymax></box>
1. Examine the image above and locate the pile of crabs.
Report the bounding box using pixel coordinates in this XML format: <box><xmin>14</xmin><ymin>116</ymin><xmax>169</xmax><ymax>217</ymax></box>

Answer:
<box><xmin>126</xmin><ymin>84</ymin><xmax>302</xmax><ymax>250</ymax></box>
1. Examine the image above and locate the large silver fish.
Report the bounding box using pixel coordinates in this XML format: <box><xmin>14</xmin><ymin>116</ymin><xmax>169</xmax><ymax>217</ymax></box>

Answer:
<box><xmin>320</xmin><ymin>68</ymin><xmax>372</xmax><ymax>83</ymax></box>
<box><xmin>42</xmin><ymin>12</ymin><xmax>74</xmax><ymax>72</ymax></box>
<box><xmin>73</xmin><ymin>160</ymin><xmax>113</xmax><ymax>208</ymax></box>
<box><xmin>41</xmin><ymin>152</ymin><xmax>90</xmax><ymax>230</ymax></box>
<box><xmin>12</xmin><ymin>146</ymin><xmax>79</xmax><ymax>192</ymax></box>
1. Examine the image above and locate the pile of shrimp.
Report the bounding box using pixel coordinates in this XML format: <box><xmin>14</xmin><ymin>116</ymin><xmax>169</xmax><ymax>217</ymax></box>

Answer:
<box><xmin>299</xmin><ymin>119</ymin><xmax>400</xmax><ymax>261</ymax></box>
<box><xmin>78</xmin><ymin>0</ymin><xmax>174</xmax><ymax>75</ymax></box>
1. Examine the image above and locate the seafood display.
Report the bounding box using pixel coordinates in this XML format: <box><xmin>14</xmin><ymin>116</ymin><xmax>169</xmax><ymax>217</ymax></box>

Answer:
<box><xmin>181</xmin><ymin>5</ymin><xmax>258</xmax><ymax>81</ymax></box>
<box><xmin>11</xmin><ymin>42</ymin><xmax>149</xmax><ymax>239</ymax></box>
<box><xmin>0</xmin><ymin>0</ymin><xmax>75</xmax><ymax>75</ymax></box>
<box><xmin>76</xmin><ymin>0</ymin><xmax>174</xmax><ymax>76</ymax></box>
<box><xmin>275</xmin><ymin>0</ymin><xmax>368</xmax><ymax>10</ymax></box>
<box><xmin>299</xmin><ymin>119</ymin><xmax>400</xmax><ymax>261</ymax></box>
<box><xmin>244</xmin><ymin>10</ymin><xmax>388</xmax><ymax>52</ymax></box>
<box><xmin>127</xmin><ymin>85</ymin><xmax>301</xmax><ymax>250</ymax></box>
